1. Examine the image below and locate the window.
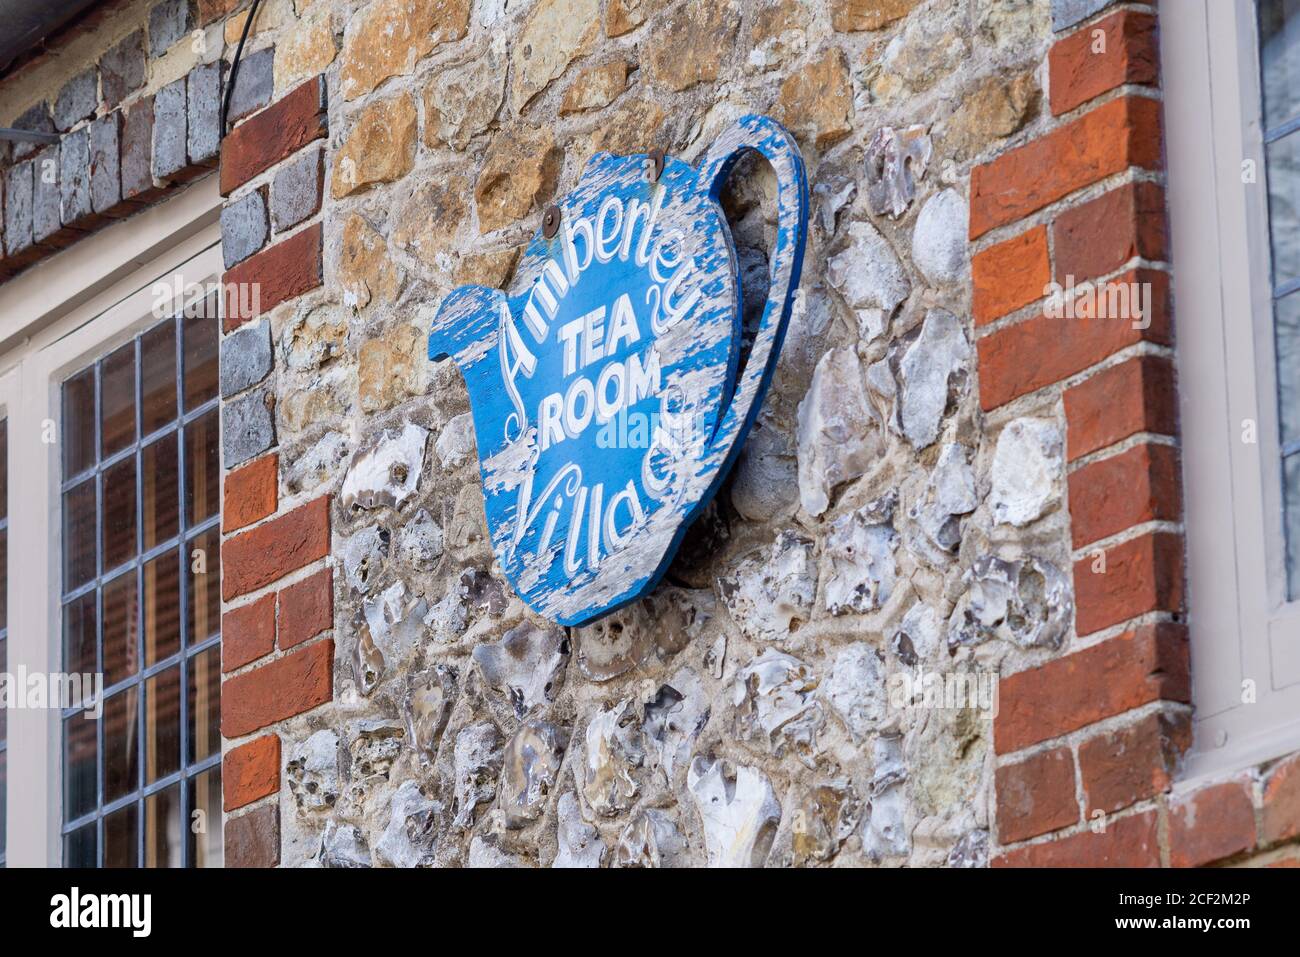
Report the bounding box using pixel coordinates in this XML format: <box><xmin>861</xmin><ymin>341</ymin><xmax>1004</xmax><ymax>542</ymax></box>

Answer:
<box><xmin>1164</xmin><ymin>0</ymin><xmax>1300</xmax><ymax>779</ymax></box>
<box><xmin>59</xmin><ymin>307</ymin><xmax>223</xmax><ymax>868</ymax></box>
<box><xmin>0</xmin><ymin>179</ymin><xmax>222</xmax><ymax>864</ymax></box>
<box><xmin>1261</xmin><ymin>1</ymin><xmax>1300</xmax><ymax>596</ymax></box>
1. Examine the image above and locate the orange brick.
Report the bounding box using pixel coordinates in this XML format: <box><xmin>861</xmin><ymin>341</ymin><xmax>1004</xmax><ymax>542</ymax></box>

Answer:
<box><xmin>219</xmin><ymin>76</ymin><xmax>326</xmax><ymax>196</ymax></box>
<box><xmin>995</xmin><ymin>747</ymin><xmax>1079</xmax><ymax>844</ymax></box>
<box><xmin>1049</xmin><ymin>11</ymin><xmax>1159</xmax><ymax>116</ymax></box>
<box><xmin>1072</xmin><ymin>531</ymin><xmax>1184</xmax><ymax>636</ymax></box>
<box><xmin>223</xmin><ymin>454</ymin><xmax>278</xmax><ymax>533</ymax></box>
<box><xmin>1169</xmin><ymin>779</ymin><xmax>1257</xmax><ymax>867</ymax></box>
<box><xmin>278</xmin><ymin>566</ymin><xmax>333</xmax><ymax>649</ymax></box>
<box><xmin>221</xmin><ymin>639</ymin><xmax>334</xmax><ymax>738</ymax></box>
<box><xmin>223</xmin><ymin>734</ymin><xmax>280</xmax><ymax>811</ymax></box>
<box><xmin>222</xmin><ymin>592</ymin><xmax>276</xmax><ymax>672</ymax></box>
<box><xmin>1078</xmin><ymin>710</ymin><xmax>1190</xmax><ymax>815</ymax></box>
<box><xmin>1068</xmin><ymin>443</ymin><xmax>1182</xmax><ymax>549</ymax></box>
<box><xmin>1063</xmin><ymin>355</ymin><xmax>1177</xmax><ymax>461</ymax></box>
<box><xmin>1053</xmin><ymin>181</ymin><xmax>1168</xmax><ymax>284</ymax></box>
<box><xmin>222</xmin><ymin>496</ymin><xmax>330</xmax><ymax>600</ymax></box>
<box><xmin>973</xmin><ymin>225</ymin><xmax>1050</xmax><ymax>326</ymax></box>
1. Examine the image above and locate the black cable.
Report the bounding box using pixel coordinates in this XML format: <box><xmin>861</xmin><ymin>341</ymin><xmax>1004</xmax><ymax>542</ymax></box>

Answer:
<box><xmin>219</xmin><ymin>0</ymin><xmax>264</xmax><ymax>135</ymax></box>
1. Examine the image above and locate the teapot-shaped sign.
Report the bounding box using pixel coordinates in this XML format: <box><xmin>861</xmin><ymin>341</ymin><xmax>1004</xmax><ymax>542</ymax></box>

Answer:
<box><xmin>429</xmin><ymin>114</ymin><xmax>808</xmax><ymax>626</ymax></box>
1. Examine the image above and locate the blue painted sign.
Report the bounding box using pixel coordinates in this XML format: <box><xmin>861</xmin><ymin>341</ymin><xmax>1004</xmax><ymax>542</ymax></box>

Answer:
<box><xmin>429</xmin><ymin>114</ymin><xmax>808</xmax><ymax>626</ymax></box>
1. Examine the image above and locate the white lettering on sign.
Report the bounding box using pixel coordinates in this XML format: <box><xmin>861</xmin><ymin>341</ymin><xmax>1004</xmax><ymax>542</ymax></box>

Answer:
<box><xmin>498</xmin><ymin>189</ymin><xmax>706</xmax><ymax>575</ymax></box>
<box><xmin>518</xmin><ymin>191</ymin><xmax>690</xmax><ymax>458</ymax></box>
<box><xmin>540</xmin><ymin>294</ymin><xmax>660</xmax><ymax>451</ymax></box>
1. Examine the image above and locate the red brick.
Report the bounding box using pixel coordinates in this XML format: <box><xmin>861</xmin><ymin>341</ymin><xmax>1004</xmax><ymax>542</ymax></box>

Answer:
<box><xmin>222</xmin><ymin>592</ymin><xmax>276</xmax><ymax>672</ymax></box>
<box><xmin>970</xmin><ymin>96</ymin><xmax>1163</xmax><ymax>238</ymax></box>
<box><xmin>1064</xmin><ymin>355</ymin><xmax>1177</xmax><ymax>461</ymax></box>
<box><xmin>994</xmin><ymin>810</ymin><xmax>1159</xmax><ymax>867</ymax></box>
<box><xmin>1262</xmin><ymin>752</ymin><xmax>1300</xmax><ymax>845</ymax></box>
<box><xmin>222</xmin><ymin>496</ymin><xmax>330</xmax><ymax>600</ymax></box>
<box><xmin>1078</xmin><ymin>710</ymin><xmax>1190</xmax><ymax>815</ymax></box>
<box><xmin>219</xmin><ymin>76</ymin><xmax>327</xmax><ymax>196</ymax></box>
<box><xmin>224</xmin><ymin>804</ymin><xmax>280</xmax><ymax>868</ymax></box>
<box><xmin>279</xmin><ymin>566</ymin><xmax>333</xmax><ymax>649</ymax></box>
<box><xmin>223</xmin><ymin>734</ymin><xmax>281</xmax><ymax>811</ymax></box>
<box><xmin>1169</xmin><ymin>779</ymin><xmax>1258</xmax><ymax>867</ymax></box>
<box><xmin>973</xmin><ymin>225</ymin><xmax>1050</xmax><ymax>326</ymax></box>
<box><xmin>1049</xmin><ymin>11</ymin><xmax>1159</xmax><ymax>116</ymax></box>
<box><xmin>222</xmin><ymin>222</ymin><xmax>323</xmax><ymax>330</ymax></box>
<box><xmin>995</xmin><ymin>747</ymin><xmax>1078</xmax><ymax>844</ymax></box>
<box><xmin>1072</xmin><ymin>530</ymin><xmax>1184</xmax><ymax>636</ymax></box>
<box><xmin>223</xmin><ymin>453</ymin><xmax>278</xmax><ymax>532</ymax></box>
<box><xmin>995</xmin><ymin>623</ymin><xmax>1189</xmax><ymax>755</ymax></box>
<box><xmin>976</xmin><ymin>268</ymin><xmax>1171</xmax><ymax>410</ymax></box>
<box><xmin>221</xmin><ymin>639</ymin><xmax>334</xmax><ymax>738</ymax></box>
<box><xmin>1068</xmin><ymin>443</ymin><xmax>1181</xmax><ymax>549</ymax></box>
<box><xmin>198</xmin><ymin>0</ymin><xmax>240</xmax><ymax>26</ymax></box>
<box><xmin>1053</xmin><ymin>181</ymin><xmax>1168</xmax><ymax>284</ymax></box>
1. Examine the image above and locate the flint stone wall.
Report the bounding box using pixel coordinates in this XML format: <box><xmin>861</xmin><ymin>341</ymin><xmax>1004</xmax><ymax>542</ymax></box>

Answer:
<box><xmin>271</xmin><ymin>0</ymin><xmax>1063</xmax><ymax>869</ymax></box>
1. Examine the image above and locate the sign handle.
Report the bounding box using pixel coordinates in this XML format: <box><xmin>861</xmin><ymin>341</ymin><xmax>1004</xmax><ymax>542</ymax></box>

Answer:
<box><xmin>695</xmin><ymin>114</ymin><xmax>810</xmax><ymax>469</ymax></box>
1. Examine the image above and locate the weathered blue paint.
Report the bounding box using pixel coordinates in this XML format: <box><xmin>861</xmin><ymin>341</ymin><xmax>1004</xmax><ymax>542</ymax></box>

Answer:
<box><xmin>429</xmin><ymin>114</ymin><xmax>808</xmax><ymax>626</ymax></box>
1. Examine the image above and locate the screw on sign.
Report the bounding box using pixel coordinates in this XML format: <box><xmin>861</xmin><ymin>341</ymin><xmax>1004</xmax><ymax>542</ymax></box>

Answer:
<box><xmin>429</xmin><ymin>115</ymin><xmax>809</xmax><ymax>626</ymax></box>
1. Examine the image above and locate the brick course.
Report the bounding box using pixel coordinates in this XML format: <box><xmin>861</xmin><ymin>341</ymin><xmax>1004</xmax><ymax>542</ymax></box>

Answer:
<box><xmin>994</xmin><ymin>810</ymin><xmax>1160</xmax><ymax>867</ymax></box>
<box><xmin>222</xmin><ymin>496</ymin><xmax>330</xmax><ymax>600</ymax></box>
<box><xmin>221</xmin><ymin>638</ymin><xmax>334</xmax><ymax>738</ymax></box>
<box><xmin>976</xmin><ymin>268</ymin><xmax>1171</xmax><ymax>411</ymax></box>
<box><xmin>970</xmin><ymin>95</ymin><xmax>1163</xmax><ymax>238</ymax></box>
<box><xmin>995</xmin><ymin>623</ymin><xmax>1189</xmax><ymax>755</ymax></box>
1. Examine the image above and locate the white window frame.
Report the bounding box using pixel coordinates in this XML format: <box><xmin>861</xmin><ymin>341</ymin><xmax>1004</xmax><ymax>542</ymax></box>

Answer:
<box><xmin>1164</xmin><ymin>0</ymin><xmax>1300</xmax><ymax>782</ymax></box>
<box><xmin>0</xmin><ymin>178</ymin><xmax>221</xmax><ymax>866</ymax></box>
<box><xmin>0</xmin><ymin>364</ymin><xmax>17</xmax><ymax>869</ymax></box>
